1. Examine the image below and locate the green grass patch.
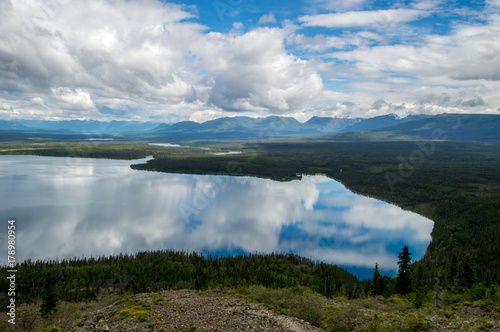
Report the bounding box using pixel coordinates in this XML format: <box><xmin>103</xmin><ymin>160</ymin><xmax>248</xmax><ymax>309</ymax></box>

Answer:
<box><xmin>116</xmin><ymin>306</ymin><xmax>151</xmax><ymax>320</ymax></box>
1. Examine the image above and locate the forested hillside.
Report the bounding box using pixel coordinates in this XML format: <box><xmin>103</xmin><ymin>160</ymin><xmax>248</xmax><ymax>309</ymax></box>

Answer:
<box><xmin>0</xmin><ymin>250</ymin><xmax>360</xmax><ymax>308</ymax></box>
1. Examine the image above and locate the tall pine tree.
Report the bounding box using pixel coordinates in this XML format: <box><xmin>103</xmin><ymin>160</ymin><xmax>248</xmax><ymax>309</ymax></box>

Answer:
<box><xmin>372</xmin><ymin>263</ymin><xmax>383</xmax><ymax>296</ymax></box>
<box><xmin>396</xmin><ymin>246</ymin><xmax>412</xmax><ymax>295</ymax></box>
<box><xmin>448</xmin><ymin>254</ymin><xmax>458</xmax><ymax>284</ymax></box>
<box><xmin>40</xmin><ymin>271</ymin><xmax>57</xmax><ymax>318</ymax></box>
<box><xmin>458</xmin><ymin>253</ymin><xmax>476</xmax><ymax>289</ymax></box>
<box><xmin>414</xmin><ymin>265</ymin><xmax>424</xmax><ymax>308</ymax></box>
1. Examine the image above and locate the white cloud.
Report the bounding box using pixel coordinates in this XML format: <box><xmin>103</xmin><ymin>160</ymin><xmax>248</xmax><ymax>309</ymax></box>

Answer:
<box><xmin>330</xmin><ymin>24</ymin><xmax>500</xmax><ymax>81</ymax></box>
<box><xmin>52</xmin><ymin>88</ymin><xmax>95</xmax><ymax>110</ymax></box>
<box><xmin>0</xmin><ymin>0</ymin><xmax>323</xmax><ymax>120</ymax></box>
<box><xmin>309</xmin><ymin>0</ymin><xmax>369</xmax><ymax>12</ymax></box>
<box><xmin>292</xmin><ymin>34</ymin><xmax>349</xmax><ymax>50</ymax></box>
<box><xmin>291</xmin><ymin>31</ymin><xmax>385</xmax><ymax>51</ymax></box>
<box><xmin>299</xmin><ymin>9</ymin><xmax>429</xmax><ymax>28</ymax></box>
<box><xmin>232</xmin><ymin>22</ymin><xmax>244</xmax><ymax>29</ymax></box>
<box><xmin>198</xmin><ymin>28</ymin><xmax>324</xmax><ymax>113</ymax></box>
<box><xmin>30</xmin><ymin>97</ymin><xmax>44</xmax><ymax>106</ymax></box>
<box><xmin>412</xmin><ymin>0</ymin><xmax>444</xmax><ymax>10</ymax></box>
<box><xmin>0</xmin><ymin>0</ymin><xmax>499</xmax><ymax>121</ymax></box>
<box><xmin>0</xmin><ymin>0</ymin><xmax>202</xmax><ymax>118</ymax></box>
<box><xmin>258</xmin><ymin>12</ymin><xmax>277</xmax><ymax>25</ymax></box>
<box><xmin>487</xmin><ymin>0</ymin><xmax>500</xmax><ymax>8</ymax></box>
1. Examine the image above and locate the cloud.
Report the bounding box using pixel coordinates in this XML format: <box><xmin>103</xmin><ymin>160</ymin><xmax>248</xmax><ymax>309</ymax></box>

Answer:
<box><xmin>0</xmin><ymin>0</ymin><xmax>201</xmax><ymax>116</ymax></box>
<box><xmin>0</xmin><ymin>0</ymin><xmax>323</xmax><ymax>120</ymax></box>
<box><xmin>232</xmin><ymin>22</ymin><xmax>244</xmax><ymax>29</ymax></box>
<box><xmin>0</xmin><ymin>104</ymin><xmax>14</xmax><ymax>111</ymax></box>
<box><xmin>460</xmin><ymin>96</ymin><xmax>486</xmax><ymax>108</ymax></box>
<box><xmin>291</xmin><ymin>34</ymin><xmax>349</xmax><ymax>51</ymax></box>
<box><xmin>412</xmin><ymin>0</ymin><xmax>446</xmax><ymax>10</ymax></box>
<box><xmin>200</xmin><ymin>28</ymin><xmax>323</xmax><ymax>113</ymax></box>
<box><xmin>52</xmin><ymin>88</ymin><xmax>95</xmax><ymax>110</ymax></box>
<box><xmin>309</xmin><ymin>0</ymin><xmax>369</xmax><ymax>12</ymax></box>
<box><xmin>372</xmin><ymin>99</ymin><xmax>387</xmax><ymax>110</ymax></box>
<box><xmin>299</xmin><ymin>9</ymin><xmax>429</xmax><ymax>28</ymax></box>
<box><xmin>331</xmin><ymin>23</ymin><xmax>500</xmax><ymax>82</ymax></box>
<box><xmin>487</xmin><ymin>0</ymin><xmax>500</xmax><ymax>8</ymax></box>
<box><xmin>418</xmin><ymin>93</ymin><xmax>487</xmax><ymax>108</ymax></box>
<box><xmin>0</xmin><ymin>0</ymin><xmax>499</xmax><ymax>121</ymax></box>
<box><xmin>290</xmin><ymin>31</ymin><xmax>385</xmax><ymax>51</ymax></box>
<box><xmin>258</xmin><ymin>12</ymin><xmax>277</xmax><ymax>25</ymax></box>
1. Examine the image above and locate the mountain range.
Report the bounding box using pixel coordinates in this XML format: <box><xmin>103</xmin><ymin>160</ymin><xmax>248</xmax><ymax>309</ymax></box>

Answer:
<box><xmin>150</xmin><ymin>115</ymin><xmax>348</xmax><ymax>139</ymax></box>
<box><xmin>0</xmin><ymin>120</ymin><xmax>160</xmax><ymax>134</ymax></box>
<box><xmin>147</xmin><ymin>114</ymin><xmax>429</xmax><ymax>139</ymax></box>
<box><xmin>332</xmin><ymin>114</ymin><xmax>500</xmax><ymax>142</ymax></box>
<box><xmin>1</xmin><ymin>113</ymin><xmax>499</xmax><ymax>141</ymax></box>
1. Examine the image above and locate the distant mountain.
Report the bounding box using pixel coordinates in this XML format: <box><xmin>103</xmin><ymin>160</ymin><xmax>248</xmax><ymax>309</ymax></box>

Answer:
<box><xmin>168</xmin><ymin>121</ymin><xmax>203</xmax><ymax>131</ymax></box>
<box><xmin>0</xmin><ymin>120</ymin><xmax>36</xmax><ymax>131</ymax></box>
<box><xmin>4</xmin><ymin>114</ymin><xmax>495</xmax><ymax>141</ymax></box>
<box><xmin>149</xmin><ymin>116</ymin><xmax>306</xmax><ymax>139</ymax></box>
<box><xmin>378</xmin><ymin>113</ymin><xmax>500</xmax><ymax>141</ymax></box>
<box><xmin>150</xmin><ymin>114</ymin><xmax>438</xmax><ymax>139</ymax></box>
<box><xmin>0</xmin><ymin>120</ymin><xmax>160</xmax><ymax>133</ymax></box>
<box><xmin>342</xmin><ymin>114</ymin><xmax>432</xmax><ymax>132</ymax></box>
<box><xmin>330</xmin><ymin>114</ymin><xmax>500</xmax><ymax>142</ymax></box>
<box><xmin>304</xmin><ymin>116</ymin><xmax>361</xmax><ymax>132</ymax></box>
<box><xmin>252</xmin><ymin>116</ymin><xmax>303</xmax><ymax>132</ymax></box>
<box><xmin>147</xmin><ymin>115</ymin><xmax>440</xmax><ymax>139</ymax></box>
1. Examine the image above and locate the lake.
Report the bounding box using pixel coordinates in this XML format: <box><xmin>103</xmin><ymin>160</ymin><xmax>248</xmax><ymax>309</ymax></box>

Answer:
<box><xmin>0</xmin><ymin>155</ymin><xmax>433</xmax><ymax>278</ymax></box>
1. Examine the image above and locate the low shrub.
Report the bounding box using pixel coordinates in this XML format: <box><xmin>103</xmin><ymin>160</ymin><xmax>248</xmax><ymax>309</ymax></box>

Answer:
<box><xmin>247</xmin><ymin>285</ymin><xmax>328</xmax><ymax>326</ymax></box>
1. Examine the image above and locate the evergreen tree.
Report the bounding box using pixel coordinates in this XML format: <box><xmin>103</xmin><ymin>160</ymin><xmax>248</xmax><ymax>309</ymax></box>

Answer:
<box><xmin>40</xmin><ymin>271</ymin><xmax>57</xmax><ymax>317</ymax></box>
<box><xmin>458</xmin><ymin>253</ymin><xmax>476</xmax><ymax>289</ymax></box>
<box><xmin>372</xmin><ymin>263</ymin><xmax>383</xmax><ymax>296</ymax></box>
<box><xmin>448</xmin><ymin>254</ymin><xmax>458</xmax><ymax>284</ymax></box>
<box><xmin>414</xmin><ymin>265</ymin><xmax>424</xmax><ymax>308</ymax></box>
<box><xmin>396</xmin><ymin>246</ymin><xmax>412</xmax><ymax>295</ymax></box>
<box><xmin>433</xmin><ymin>271</ymin><xmax>442</xmax><ymax>307</ymax></box>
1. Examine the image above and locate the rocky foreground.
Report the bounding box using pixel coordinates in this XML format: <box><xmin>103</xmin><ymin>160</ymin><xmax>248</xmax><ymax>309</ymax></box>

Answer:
<box><xmin>26</xmin><ymin>289</ymin><xmax>496</xmax><ymax>332</ymax></box>
<box><xmin>75</xmin><ymin>290</ymin><xmax>319</xmax><ymax>332</ymax></box>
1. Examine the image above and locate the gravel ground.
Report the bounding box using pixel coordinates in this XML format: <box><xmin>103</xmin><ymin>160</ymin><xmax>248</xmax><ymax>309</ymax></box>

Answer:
<box><xmin>74</xmin><ymin>290</ymin><xmax>320</xmax><ymax>332</ymax></box>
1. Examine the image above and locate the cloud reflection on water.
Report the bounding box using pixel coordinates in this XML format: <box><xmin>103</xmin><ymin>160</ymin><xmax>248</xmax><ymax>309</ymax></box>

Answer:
<box><xmin>0</xmin><ymin>155</ymin><xmax>433</xmax><ymax>276</ymax></box>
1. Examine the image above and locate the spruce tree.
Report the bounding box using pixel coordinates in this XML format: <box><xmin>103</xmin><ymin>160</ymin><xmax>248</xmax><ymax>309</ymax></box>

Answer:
<box><xmin>448</xmin><ymin>254</ymin><xmax>458</xmax><ymax>284</ymax></box>
<box><xmin>458</xmin><ymin>253</ymin><xmax>476</xmax><ymax>289</ymax></box>
<box><xmin>372</xmin><ymin>263</ymin><xmax>383</xmax><ymax>296</ymax></box>
<box><xmin>40</xmin><ymin>271</ymin><xmax>57</xmax><ymax>318</ymax></box>
<box><xmin>433</xmin><ymin>271</ymin><xmax>442</xmax><ymax>307</ymax></box>
<box><xmin>414</xmin><ymin>265</ymin><xmax>424</xmax><ymax>308</ymax></box>
<box><xmin>396</xmin><ymin>245</ymin><xmax>412</xmax><ymax>295</ymax></box>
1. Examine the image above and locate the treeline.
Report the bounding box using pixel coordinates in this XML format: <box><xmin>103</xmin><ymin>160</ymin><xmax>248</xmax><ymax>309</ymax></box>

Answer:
<box><xmin>1</xmin><ymin>248</ymin><xmax>495</xmax><ymax>313</ymax></box>
<box><xmin>0</xmin><ymin>142</ymin><xmax>160</xmax><ymax>160</ymax></box>
<box><xmin>0</xmin><ymin>250</ymin><xmax>361</xmax><ymax>308</ymax></box>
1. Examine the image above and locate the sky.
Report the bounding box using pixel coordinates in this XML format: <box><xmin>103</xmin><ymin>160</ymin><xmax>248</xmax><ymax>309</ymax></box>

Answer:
<box><xmin>1</xmin><ymin>0</ymin><xmax>500</xmax><ymax>123</ymax></box>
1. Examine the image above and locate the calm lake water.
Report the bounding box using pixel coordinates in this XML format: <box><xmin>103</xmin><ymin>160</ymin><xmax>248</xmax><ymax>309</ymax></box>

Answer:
<box><xmin>0</xmin><ymin>155</ymin><xmax>433</xmax><ymax>278</ymax></box>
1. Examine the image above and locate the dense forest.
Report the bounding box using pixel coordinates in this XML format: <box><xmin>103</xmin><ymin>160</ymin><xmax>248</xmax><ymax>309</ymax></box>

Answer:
<box><xmin>0</xmin><ymin>250</ymin><xmax>361</xmax><ymax>308</ymax></box>
<box><xmin>1</xmin><ymin>246</ymin><xmax>495</xmax><ymax>319</ymax></box>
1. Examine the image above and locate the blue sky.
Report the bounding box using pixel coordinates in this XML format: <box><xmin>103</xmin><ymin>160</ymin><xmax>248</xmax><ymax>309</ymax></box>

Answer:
<box><xmin>0</xmin><ymin>0</ymin><xmax>499</xmax><ymax>122</ymax></box>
